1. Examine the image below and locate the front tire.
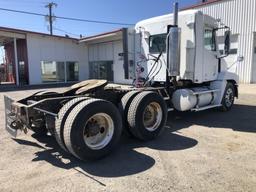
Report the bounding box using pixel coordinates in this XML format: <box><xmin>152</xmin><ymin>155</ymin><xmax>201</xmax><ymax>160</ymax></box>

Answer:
<box><xmin>127</xmin><ymin>91</ymin><xmax>167</xmax><ymax>141</ymax></box>
<box><xmin>221</xmin><ymin>82</ymin><xmax>235</xmax><ymax>111</ymax></box>
<box><xmin>63</xmin><ymin>99</ymin><xmax>123</xmax><ymax>161</ymax></box>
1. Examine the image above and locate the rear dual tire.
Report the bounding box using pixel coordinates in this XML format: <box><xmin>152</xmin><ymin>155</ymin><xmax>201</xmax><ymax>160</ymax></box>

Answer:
<box><xmin>61</xmin><ymin>99</ymin><xmax>123</xmax><ymax>161</ymax></box>
<box><xmin>119</xmin><ymin>90</ymin><xmax>140</xmax><ymax>136</ymax></box>
<box><xmin>54</xmin><ymin>91</ymin><xmax>167</xmax><ymax>160</ymax></box>
<box><xmin>54</xmin><ymin>97</ymin><xmax>88</xmax><ymax>151</ymax></box>
<box><xmin>122</xmin><ymin>91</ymin><xmax>168</xmax><ymax>141</ymax></box>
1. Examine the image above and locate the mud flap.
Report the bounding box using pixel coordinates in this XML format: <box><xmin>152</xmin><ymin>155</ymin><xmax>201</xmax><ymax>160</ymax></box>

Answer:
<box><xmin>4</xmin><ymin>95</ymin><xmax>17</xmax><ymax>137</ymax></box>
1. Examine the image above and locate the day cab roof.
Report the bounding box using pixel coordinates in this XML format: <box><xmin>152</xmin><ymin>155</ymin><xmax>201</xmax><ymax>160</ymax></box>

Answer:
<box><xmin>135</xmin><ymin>10</ymin><xmax>200</xmax><ymax>29</ymax></box>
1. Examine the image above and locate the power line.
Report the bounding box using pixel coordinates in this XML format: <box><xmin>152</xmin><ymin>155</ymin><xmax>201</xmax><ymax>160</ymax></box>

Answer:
<box><xmin>0</xmin><ymin>0</ymin><xmax>47</xmax><ymax>5</ymax></box>
<box><xmin>55</xmin><ymin>15</ymin><xmax>134</xmax><ymax>26</ymax></box>
<box><xmin>0</xmin><ymin>7</ymin><xmax>45</xmax><ymax>17</ymax></box>
<box><xmin>0</xmin><ymin>7</ymin><xmax>134</xmax><ymax>26</ymax></box>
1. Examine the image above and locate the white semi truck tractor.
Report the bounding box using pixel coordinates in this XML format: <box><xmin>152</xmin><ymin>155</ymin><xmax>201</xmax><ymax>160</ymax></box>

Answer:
<box><xmin>4</xmin><ymin>3</ymin><xmax>239</xmax><ymax>161</ymax></box>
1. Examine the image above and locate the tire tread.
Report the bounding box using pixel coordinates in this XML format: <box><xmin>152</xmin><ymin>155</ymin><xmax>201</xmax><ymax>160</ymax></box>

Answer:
<box><xmin>54</xmin><ymin>97</ymin><xmax>88</xmax><ymax>151</ymax></box>
<box><xmin>119</xmin><ymin>90</ymin><xmax>140</xmax><ymax>136</ymax></box>
<box><xmin>63</xmin><ymin>98</ymin><xmax>122</xmax><ymax>160</ymax></box>
<box><xmin>63</xmin><ymin>98</ymin><xmax>101</xmax><ymax>159</ymax></box>
<box><xmin>221</xmin><ymin>82</ymin><xmax>235</xmax><ymax>112</ymax></box>
<box><xmin>127</xmin><ymin>91</ymin><xmax>167</xmax><ymax>140</ymax></box>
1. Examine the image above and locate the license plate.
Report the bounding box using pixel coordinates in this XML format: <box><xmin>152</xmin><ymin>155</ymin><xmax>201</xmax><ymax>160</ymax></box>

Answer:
<box><xmin>4</xmin><ymin>95</ymin><xmax>17</xmax><ymax>137</ymax></box>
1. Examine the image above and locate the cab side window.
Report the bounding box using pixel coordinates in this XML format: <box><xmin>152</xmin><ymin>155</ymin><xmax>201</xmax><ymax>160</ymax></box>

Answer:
<box><xmin>149</xmin><ymin>34</ymin><xmax>167</xmax><ymax>53</ymax></box>
<box><xmin>204</xmin><ymin>28</ymin><xmax>216</xmax><ymax>51</ymax></box>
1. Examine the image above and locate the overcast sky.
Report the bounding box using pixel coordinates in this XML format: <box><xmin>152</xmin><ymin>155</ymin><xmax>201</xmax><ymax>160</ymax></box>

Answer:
<box><xmin>0</xmin><ymin>0</ymin><xmax>198</xmax><ymax>38</ymax></box>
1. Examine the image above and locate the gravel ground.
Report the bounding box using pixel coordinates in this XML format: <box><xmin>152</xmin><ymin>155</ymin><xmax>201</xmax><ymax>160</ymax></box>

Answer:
<box><xmin>0</xmin><ymin>85</ymin><xmax>255</xmax><ymax>192</ymax></box>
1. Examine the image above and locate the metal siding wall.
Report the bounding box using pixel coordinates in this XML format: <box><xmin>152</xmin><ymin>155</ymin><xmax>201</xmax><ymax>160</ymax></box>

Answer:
<box><xmin>88</xmin><ymin>42</ymin><xmax>113</xmax><ymax>62</ymax></box>
<box><xmin>194</xmin><ymin>0</ymin><xmax>256</xmax><ymax>83</ymax></box>
<box><xmin>26</xmin><ymin>34</ymin><xmax>88</xmax><ymax>84</ymax></box>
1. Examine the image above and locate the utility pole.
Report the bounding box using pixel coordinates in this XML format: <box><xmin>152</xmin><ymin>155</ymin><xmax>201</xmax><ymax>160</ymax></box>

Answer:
<box><xmin>45</xmin><ymin>2</ymin><xmax>57</xmax><ymax>35</ymax></box>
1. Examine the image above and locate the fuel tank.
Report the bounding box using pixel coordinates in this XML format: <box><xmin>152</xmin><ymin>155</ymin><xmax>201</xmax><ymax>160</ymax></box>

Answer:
<box><xmin>172</xmin><ymin>88</ymin><xmax>215</xmax><ymax>111</ymax></box>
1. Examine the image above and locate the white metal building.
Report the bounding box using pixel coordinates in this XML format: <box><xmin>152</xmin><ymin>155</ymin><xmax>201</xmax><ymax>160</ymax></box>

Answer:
<box><xmin>0</xmin><ymin>27</ymin><xmax>88</xmax><ymax>86</ymax></box>
<box><xmin>79</xmin><ymin>29</ymin><xmax>134</xmax><ymax>85</ymax></box>
<box><xmin>0</xmin><ymin>27</ymin><xmax>132</xmax><ymax>86</ymax></box>
<box><xmin>28</xmin><ymin>33</ymin><xmax>88</xmax><ymax>85</ymax></box>
<box><xmin>183</xmin><ymin>0</ymin><xmax>256</xmax><ymax>83</ymax></box>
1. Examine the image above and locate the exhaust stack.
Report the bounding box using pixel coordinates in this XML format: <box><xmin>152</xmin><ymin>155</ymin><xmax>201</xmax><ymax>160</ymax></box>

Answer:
<box><xmin>167</xmin><ymin>2</ymin><xmax>181</xmax><ymax>77</ymax></box>
<box><xmin>174</xmin><ymin>1</ymin><xmax>178</xmax><ymax>25</ymax></box>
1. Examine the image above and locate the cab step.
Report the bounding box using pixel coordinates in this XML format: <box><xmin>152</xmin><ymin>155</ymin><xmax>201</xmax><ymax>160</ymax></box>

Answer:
<box><xmin>191</xmin><ymin>104</ymin><xmax>222</xmax><ymax>112</ymax></box>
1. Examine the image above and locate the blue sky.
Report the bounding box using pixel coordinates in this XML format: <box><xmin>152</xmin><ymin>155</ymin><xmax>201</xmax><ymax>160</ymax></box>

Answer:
<box><xmin>0</xmin><ymin>0</ymin><xmax>198</xmax><ymax>38</ymax></box>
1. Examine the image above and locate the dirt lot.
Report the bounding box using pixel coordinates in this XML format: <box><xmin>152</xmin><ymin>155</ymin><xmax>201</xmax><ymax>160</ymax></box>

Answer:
<box><xmin>0</xmin><ymin>85</ymin><xmax>255</xmax><ymax>192</ymax></box>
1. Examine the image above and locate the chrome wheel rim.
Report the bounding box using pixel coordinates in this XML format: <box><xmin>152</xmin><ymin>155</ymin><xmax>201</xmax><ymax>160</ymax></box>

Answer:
<box><xmin>225</xmin><ymin>88</ymin><xmax>234</xmax><ymax>107</ymax></box>
<box><xmin>143</xmin><ymin>102</ymin><xmax>162</xmax><ymax>131</ymax></box>
<box><xmin>83</xmin><ymin>113</ymin><xmax>114</xmax><ymax>150</ymax></box>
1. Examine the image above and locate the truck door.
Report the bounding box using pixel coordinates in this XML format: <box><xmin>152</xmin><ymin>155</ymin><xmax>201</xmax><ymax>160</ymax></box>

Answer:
<box><xmin>203</xmin><ymin>27</ymin><xmax>218</xmax><ymax>81</ymax></box>
<box><xmin>147</xmin><ymin>33</ymin><xmax>167</xmax><ymax>82</ymax></box>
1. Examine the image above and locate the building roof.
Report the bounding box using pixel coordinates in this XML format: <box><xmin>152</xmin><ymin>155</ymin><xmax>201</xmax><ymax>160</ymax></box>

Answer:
<box><xmin>182</xmin><ymin>0</ymin><xmax>226</xmax><ymax>10</ymax></box>
<box><xmin>0</xmin><ymin>26</ymin><xmax>78</xmax><ymax>40</ymax></box>
<box><xmin>79</xmin><ymin>29</ymin><xmax>123</xmax><ymax>42</ymax></box>
<box><xmin>0</xmin><ymin>26</ymin><xmax>124</xmax><ymax>43</ymax></box>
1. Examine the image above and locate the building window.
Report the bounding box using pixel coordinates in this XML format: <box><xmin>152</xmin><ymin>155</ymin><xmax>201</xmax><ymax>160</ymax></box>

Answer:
<box><xmin>149</xmin><ymin>33</ymin><xmax>167</xmax><ymax>53</ymax></box>
<box><xmin>41</xmin><ymin>61</ymin><xmax>65</xmax><ymax>82</ymax></box>
<box><xmin>66</xmin><ymin>62</ymin><xmax>79</xmax><ymax>82</ymax></box>
<box><xmin>41</xmin><ymin>61</ymin><xmax>79</xmax><ymax>83</ymax></box>
<box><xmin>89</xmin><ymin>61</ymin><xmax>113</xmax><ymax>81</ymax></box>
<box><xmin>204</xmin><ymin>28</ymin><xmax>216</xmax><ymax>51</ymax></box>
<box><xmin>218</xmin><ymin>34</ymin><xmax>239</xmax><ymax>55</ymax></box>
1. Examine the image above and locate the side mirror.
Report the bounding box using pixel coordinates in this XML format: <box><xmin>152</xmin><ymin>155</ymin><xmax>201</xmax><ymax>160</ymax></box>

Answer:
<box><xmin>224</xmin><ymin>30</ymin><xmax>231</xmax><ymax>55</ymax></box>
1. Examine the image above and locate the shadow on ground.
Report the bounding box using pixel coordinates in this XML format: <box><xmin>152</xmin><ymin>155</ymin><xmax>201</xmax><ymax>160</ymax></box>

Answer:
<box><xmin>11</xmin><ymin>103</ymin><xmax>256</xmax><ymax>180</ymax></box>
<box><xmin>168</xmin><ymin>104</ymin><xmax>256</xmax><ymax>133</ymax></box>
<box><xmin>12</xmin><ymin>126</ymin><xmax>197</xmax><ymax>179</ymax></box>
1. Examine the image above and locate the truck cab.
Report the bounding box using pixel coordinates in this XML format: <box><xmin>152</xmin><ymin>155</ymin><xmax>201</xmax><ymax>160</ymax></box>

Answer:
<box><xmin>133</xmin><ymin>10</ymin><xmax>238</xmax><ymax>85</ymax></box>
